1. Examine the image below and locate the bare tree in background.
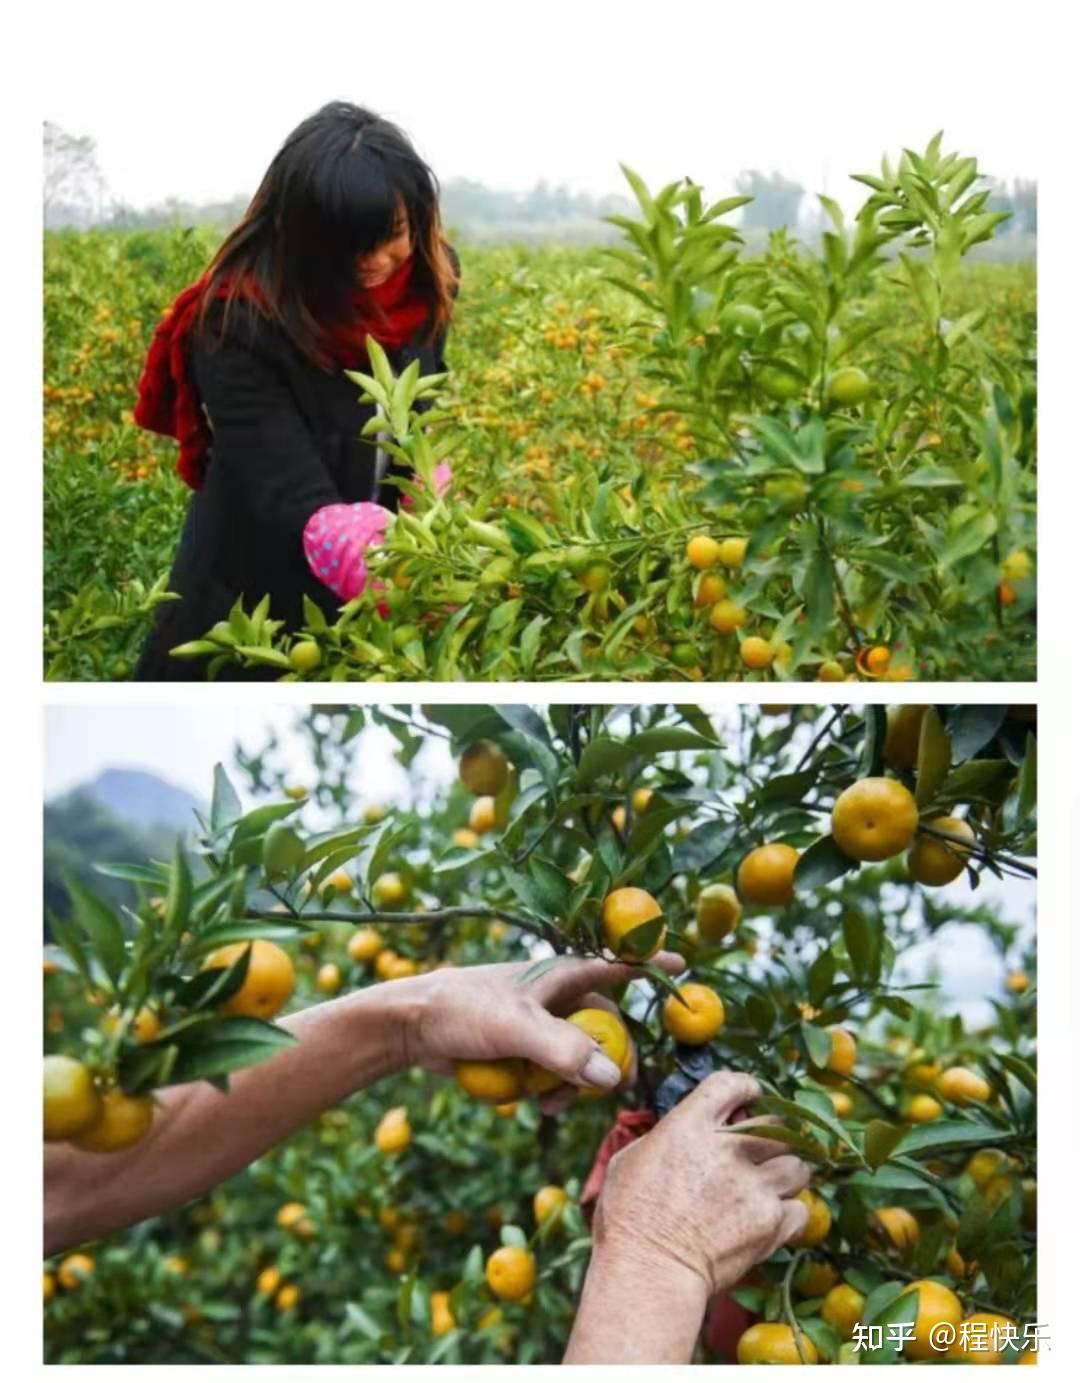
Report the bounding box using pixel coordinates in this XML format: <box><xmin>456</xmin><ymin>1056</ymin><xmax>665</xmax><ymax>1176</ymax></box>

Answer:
<box><xmin>44</xmin><ymin>122</ymin><xmax>108</xmax><ymax>229</ymax></box>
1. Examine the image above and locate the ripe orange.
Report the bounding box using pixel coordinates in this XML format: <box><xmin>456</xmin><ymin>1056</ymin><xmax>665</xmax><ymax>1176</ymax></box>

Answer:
<box><xmin>459</xmin><ymin>741</ymin><xmax>510</xmax><ymax>796</ymax></box>
<box><xmin>454</xmin><ymin>1059</ymin><xmax>525</xmax><ymax>1104</ymax></box>
<box><xmin>794</xmin><ymin>1259</ymin><xmax>839</xmax><ymax>1297</ymax></box>
<box><xmin>201</xmin><ymin>939</ymin><xmax>295</xmax><ymax>1019</ymax></box>
<box><xmin>431</xmin><ymin>1289</ymin><xmax>457</xmax><ymax>1336</ymax></box>
<box><xmin>872</xmin><ymin>1205</ymin><xmax>920</xmax><ymax>1251</ymax></box>
<box><xmin>823</xmin><ymin>1283</ymin><xmax>866</xmax><ymax>1339</ymax></box>
<box><xmin>374</xmin><ymin>1106</ymin><xmax>412</xmax><ymax>1155</ymax></box>
<box><xmin>469</xmin><ymin>796</ymin><xmax>497</xmax><ymax>834</ymax></box>
<box><xmin>57</xmin><ymin>1253</ymin><xmax>95</xmax><ymax>1290</ymax></box>
<box><xmin>372</xmin><ymin>871</ymin><xmax>407</xmax><ymax>906</ymax></box>
<box><xmin>662</xmin><ymin>984</ymin><xmax>726</xmax><ymax>1044</ymax></box>
<box><xmin>347</xmin><ymin>928</ymin><xmax>383</xmax><ymax>964</ymax></box>
<box><xmin>566</xmin><ymin>1009</ymin><xmax>633</xmax><ymax>1097</ymax></box>
<box><xmin>908</xmin><ymin>817</ymin><xmax>976</xmax><ymax>886</ymax></box>
<box><xmin>899</xmin><ymin>1279</ymin><xmax>964</xmax><ymax>1360</ymax></box>
<box><xmin>534</xmin><ymin>1185</ymin><xmax>569</xmax><ymax>1225</ymax></box>
<box><xmin>276</xmin><ymin>1202</ymin><xmax>307</xmax><ymax>1230</ymax></box>
<box><xmin>694</xmin><ymin>572</ymin><xmax>728</xmax><ymax>607</ymax></box>
<box><xmin>829</xmin><ymin>1089</ymin><xmax>853</xmax><ymax>1117</ymax></box>
<box><xmin>71</xmin><ymin>1088</ymin><xmax>154</xmax><ymax>1152</ymax></box>
<box><xmin>695</xmin><ymin>882</ymin><xmax>742</xmax><ymax>941</ymax></box>
<box><xmin>600</xmin><ymin>886</ymin><xmax>665</xmax><ymax>959</ymax></box>
<box><xmin>44</xmin><ymin>1055</ymin><xmax>101</xmax><ymax>1140</ymax></box>
<box><xmin>452</xmin><ymin>827</ymin><xmax>480</xmax><ymax>849</ymax></box>
<box><xmin>908</xmin><ymin>1094</ymin><xmax>943</xmax><ymax>1122</ymax></box>
<box><xmin>103</xmin><ymin>1005</ymin><xmax>162</xmax><ymax>1043</ymax></box>
<box><xmin>793</xmin><ymin>1189</ymin><xmax>832</xmax><ymax>1247</ymax></box>
<box><xmin>687</xmin><ymin>535</ymin><xmax>723</xmax><ymax>569</ymax></box>
<box><xmin>256</xmin><ymin>1265</ymin><xmax>282</xmax><ymax>1295</ymax></box>
<box><xmin>736</xmin><ymin>1322</ymin><xmax>819</xmax><ymax>1364</ymax></box>
<box><xmin>314</xmin><ymin>962</ymin><xmax>341</xmax><ymax>995</ymax></box>
<box><xmin>1006</xmin><ymin>971</ymin><xmax>1029</xmax><ymax>993</ymax></box>
<box><xmin>826</xmin><ymin>1027</ymin><xmax>857</xmax><ymax>1076</ymax></box>
<box><xmin>831</xmin><ymin>777</ymin><xmax>919</xmax><ymax>861</ymax></box>
<box><xmin>632</xmin><ymin>786</ymin><xmax>654</xmax><ymax>813</ymax></box>
<box><xmin>937</xmin><ymin>1066</ymin><xmax>991</xmax><ymax>1103</ymax></box>
<box><xmin>737</xmin><ymin>842</ymin><xmax>800</xmax><ymax>906</ymax></box>
<box><xmin>719</xmin><ymin>537</ymin><xmax>748</xmax><ymax>568</ymax></box>
<box><xmin>485</xmin><ymin>1245</ymin><xmax>537</xmax><ymax>1301</ymax></box>
<box><xmin>739</xmin><ymin>636</ymin><xmax>774</xmax><ymax>670</ymax></box>
<box><xmin>327</xmin><ymin>868</ymin><xmax>353</xmax><ymax>894</ymax></box>
<box><xmin>709</xmin><ymin>599</ymin><xmax>748</xmax><ymax>635</ymax></box>
<box><xmin>275</xmin><ymin>1283</ymin><xmax>301</xmax><ymax>1311</ymax></box>
<box><xmin>818</xmin><ymin>659</ymin><xmax>845</xmax><ymax>682</ymax></box>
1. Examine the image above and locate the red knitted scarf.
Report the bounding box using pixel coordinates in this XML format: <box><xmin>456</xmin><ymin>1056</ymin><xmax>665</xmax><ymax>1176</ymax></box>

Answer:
<box><xmin>133</xmin><ymin>254</ymin><xmax>430</xmax><ymax>489</ymax></box>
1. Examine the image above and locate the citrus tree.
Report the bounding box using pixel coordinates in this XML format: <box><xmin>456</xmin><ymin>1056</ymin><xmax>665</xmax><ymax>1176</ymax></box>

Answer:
<box><xmin>45</xmin><ymin>134</ymin><xmax>1035</xmax><ymax>682</ymax></box>
<box><xmin>44</xmin><ymin>703</ymin><xmax>1036</xmax><ymax>1363</ymax></box>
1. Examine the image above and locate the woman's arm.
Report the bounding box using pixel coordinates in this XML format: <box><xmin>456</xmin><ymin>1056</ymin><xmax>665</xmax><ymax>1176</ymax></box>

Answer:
<box><xmin>45</xmin><ymin>953</ymin><xmax>683</xmax><ymax>1258</ymax></box>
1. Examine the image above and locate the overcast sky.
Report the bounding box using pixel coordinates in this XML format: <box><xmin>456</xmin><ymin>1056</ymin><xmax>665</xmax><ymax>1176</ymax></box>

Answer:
<box><xmin>40</xmin><ymin>0</ymin><xmax>1040</xmax><ymax>218</ymax></box>
<box><xmin>43</xmin><ymin>704</ymin><xmax>1035</xmax><ymax>1025</ymax></box>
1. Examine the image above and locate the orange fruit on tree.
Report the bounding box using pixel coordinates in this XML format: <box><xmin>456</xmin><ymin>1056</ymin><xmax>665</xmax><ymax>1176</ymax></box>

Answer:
<box><xmin>946</xmin><ymin>1244</ymin><xmax>973</xmax><ymax>1279</ymax></box>
<box><xmin>327</xmin><ymin>868</ymin><xmax>353</xmax><ymax>894</ymax></box>
<box><xmin>600</xmin><ymin>886</ymin><xmax>665</xmax><ymax>959</ymax></box>
<box><xmin>469</xmin><ymin>796</ymin><xmax>497</xmax><ymax>834</ymax></box>
<box><xmin>823</xmin><ymin>1283</ymin><xmax>866</xmax><ymax>1338</ymax></box>
<box><xmin>1006</xmin><ymin>971</ymin><xmax>1029</xmax><ymax>993</ymax></box>
<box><xmin>709</xmin><ymin>599</ymin><xmax>747</xmax><ymax>635</ymax></box>
<box><xmin>566</xmin><ymin>1008</ymin><xmax>633</xmax><ymax>1098</ymax></box>
<box><xmin>256</xmin><ymin>1265</ymin><xmax>282</xmax><ymax>1295</ymax></box>
<box><xmin>374</xmin><ymin>1106</ymin><xmax>412</xmax><ymax>1154</ymax></box>
<box><xmin>695</xmin><ymin>882</ymin><xmax>742</xmax><ymax>941</ymax></box>
<box><xmin>485</xmin><ymin>1245</ymin><xmax>537</xmax><ymax>1301</ymax></box>
<box><xmin>687</xmin><ymin>535</ymin><xmax>723</xmax><ymax>569</ymax></box>
<box><xmin>275</xmin><ymin>1283</ymin><xmax>301</xmax><ymax>1312</ymax></box>
<box><xmin>899</xmin><ymin>1279</ymin><xmax>964</xmax><ymax>1360</ymax></box>
<box><xmin>102</xmin><ymin>1005</ymin><xmax>162</xmax><ymax>1043</ymax></box>
<box><xmin>316</xmin><ymin>963</ymin><xmax>342</xmax><ymax>994</ymax></box>
<box><xmin>824</xmin><ymin>1027</ymin><xmax>857</xmax><ymax>1076</ymax></box>
<box><xmin>454</xmin><ymin>1059</ymin><xmax>525</xmax><ymax>1104</ymax></box>
<box><xmin>831</xmin><ymin>777</ymin><xmax>919</xmax><ymax>861</ymax></box>
<box><xmin>201</xmin><ymin>939</ymin><xmax>295</xmax><ymax>1019</ymax></box>
<box><xmin>908</xmin><ymin>1094</ymin><xmax>943</xmax><ymax>1122</ymax></box>
<box><xmin>276</xmin><ymin>1202</ymin><xmax>307</xmax><ymax>1230</ymax></box>
<box><xmin>452</xmin><ymin>827</ymin><xmax>480</xmax><ymax>849</ymax></box>
<box><xmin>372</xmin><ymin>871</ymin><xmax>407</xmax><ymax>906</ymax></box>
<box><xmin>794</xmin><ymin>1259</ymin><xmax>839</xmax><ymax>1297</ymax></box>
<box><xmin>459</xmin><ymin>741</ymin><xmax>510</xmax><ymax>796</ymax></box>
<box><xmin>818</xmin><ymin>659</ymin><xmax>845</xmax><ymax>682</ymax></box>
<box><xmin>965</xmin><ymin>1149</ymin><xmax>1010</xmax><ymax>1190</ymax></box>
<box><xmin>829</xmin><ymin>1089</ymin><xmax>853</xmax><ymax>1117</ymax></box>
<box><xmin>826</xmin><ymin>367</ymin><xmax>873</xmax><ymax>406</ymax></box>
<box><xmin>937</xmin><ymin>1066</ymin><xmax>991</xmax><ymax>1103</ymax></box>
<box><xmin>431</xmin><ymin>1289</ymin><xmax>456</xmax><ymax>1336</ymax></box>
<box><xmin>374</xmin><ymin>948</ymin><xmax>401</xmax><ymax>980</ymax></box>
<box><xmin>948</xmin><ymin>1313</ymin><xmax>1017</xmax><ymax>1364</ymax></box>
<box><xmin>632</xmin><ymin>786</ymin><xmax>653</xmax><ymax>813</ymax></box>
<box><xmin>347</xmin><ymin>927</ymin><xmax>383</xmax><ymax>964</ymax></box>
<box><xmin>739</xmin><ymin>636</ymin><xmax>774</xmax><ymax>670</ymax></box>
<box><xmin>736</xmin><ymin>1321</ymin><xmax>819</xmax><ymax>1364</ymax></box>
<box><xmin>44</xmin><ymin>1055</ymin><xmax>101</xmax><ymax>1141</ymax></box>
<box><xmin>871</xmin><ymin>1205</ymin><xmax>920</xmax><ymax>1252</ymax></box>
<box><xmin>57</xmin><ymin>1253</ymin><xmax>95</xmax><ymax>1290</ymax></box>
<box><xmin>662</xmin><ymin>984</ymin><xmax>726</xmax><ymax>1044</ymax></box>
<box><xmin>534</xmin><ymin>1185</ymin><xmax>569</xmax><ymax>1226</ymax></box>
<box><xmin>694</xmin><ymin>572</ymin><xmax>728</xmax><ymax>607</ymax></box>
<box><xmin>71</xmin><ymin>1088</ymin><xmax>154</xmax><ymax>1152</ymax></box>
<box><xmin>793</xmin><ymin>1189</ymin><xmax>832</xmax><ymax>1247</ymax></box>
<box><xmin>737</xmin><ymin>842</ymin><xmax>799</xmax><ymax>906</ymax></box>
<box><xmin>719</xmin><ymin>537</ymin><xmax>748</xmax><ymax>568</ymax></box>
<box><xmin>43</xmin><ymin>1271</ymin><xmax>56</xmax><ymax>1303</ymax></box>
<box><xmin>908</xmin><ymin>817</ymin><xmax>976</xmax><ymax>886</ymax></box>
<box><xmin>386</xmin><ymin>955</ymin><xmax>418</xmax><ymax>980</ymax></box>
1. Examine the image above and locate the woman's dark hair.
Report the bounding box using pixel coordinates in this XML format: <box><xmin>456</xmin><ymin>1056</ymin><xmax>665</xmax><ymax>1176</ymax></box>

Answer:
<box><xmin>197</xmin><ymin>102</ymin><xmax>457</xmax><ymax>367</ymax></box>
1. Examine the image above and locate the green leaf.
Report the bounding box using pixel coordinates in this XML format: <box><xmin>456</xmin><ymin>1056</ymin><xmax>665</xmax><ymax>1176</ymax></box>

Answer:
<box><xmin>672</xmin><ymin>819</ymin><xmax>737</xmax><ymax>874</ymax></box>
<box><xmin>864</xmin><ymin>1120</ymin><xmax>906</xmax><ymax>1169</ymax></box>
<box><xmin>65</xmin><ymin>877</ymin><xmax>127</xmax><ymax>986</ymax></box>
<box><xmin>795</xmin><ymin>835</ymin><xmax>858</xmax><ymax>891</ymax></box>
<box><xmin>915</xmin><ymin>707</ymin><xmax>951</xmax><ymax>807</ymax></box>
<box><xmin>842</xmin><ymin>909</ymin><xmax>881</xmax><ymax>985</ymax></box>
<box><xmin>210</xmin><ymin>764</ymin><xmax>242</xmax><ymax>834</ymax></box>
<box><xmin>493</xmin><ymin>706</ymin><xmax>552</xmax><ymax>749</ymax></box>
<box><xmin>801</xmin><ymin>1023</ymin><xmax>835</xmax><ymax>1070</ymax></box>
<box><xmin>807</xmin><ymin>950</ymin><xmax>836</xmax><ymax>1008</ymax></box>
<box><xmin>165</xmin><ymin>1017</ymin><xmax>298</xmax><ymax>1084</ymax></box>
<box><xmin>858</xmin><ymin>705</ymin><xmax>888</xmax><ymax>778</ymax></box>
<box><xmin>940</xmin><ymin>511</ymin><xmax>997</xmax><ymax>567</ymax></box>
<box><xmin>946</xmin><ymin>706</ymin><xmax>1008</xmax><ymax>764</ymax></box>
<box><xmin>802</xmin><ymin>548</ymin><xmax>834</xmax><ymax>636</ymax></box>
<box><xmin>894</xmin><ymin>1120</ymin><xmax>1013</xmax><ymax>1159</ymax></box>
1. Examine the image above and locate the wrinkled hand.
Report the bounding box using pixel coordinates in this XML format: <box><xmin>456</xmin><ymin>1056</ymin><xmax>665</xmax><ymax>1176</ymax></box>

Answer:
<box><xmin>391</xmin><ymin>953</ymin><xmax>685</xmax><ymax>1099</ymax></box>
<box><xmin>591</xmin><ymin>1072</ymin><xmax>811</xmax><ymax>1295</ymax></box>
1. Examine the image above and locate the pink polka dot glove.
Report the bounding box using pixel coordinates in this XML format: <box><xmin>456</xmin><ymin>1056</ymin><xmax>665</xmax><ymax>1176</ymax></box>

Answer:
<box><xmin>302</xmin><ymin>502</ymin><xmax>393</xmax><ymax>602</ymax></box>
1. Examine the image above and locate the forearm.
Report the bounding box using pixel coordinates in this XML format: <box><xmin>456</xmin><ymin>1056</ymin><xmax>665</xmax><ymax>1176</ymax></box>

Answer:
<box><xmin>563</xmin><ymin>1246</ymin><xmax>709</xmax><ymax>1364</ymax></box>
<box><xmin>44</xmin><ymin>984</ymin><xmax>411</xmax><ymax>1257</ymax></box>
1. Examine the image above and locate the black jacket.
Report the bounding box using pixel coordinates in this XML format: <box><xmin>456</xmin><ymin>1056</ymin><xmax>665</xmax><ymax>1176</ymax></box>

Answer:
<box><xmin>134</xmin><ymin>260</ymin><xmax>456</xmax><ymax>681</ymax></box>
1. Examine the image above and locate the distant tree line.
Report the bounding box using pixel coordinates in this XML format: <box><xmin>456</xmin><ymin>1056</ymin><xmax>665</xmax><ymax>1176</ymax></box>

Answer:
<box><xmin>43</xmin><ymin>122</ymin><xmax>1036</xmax><ymax>252</ymax></box>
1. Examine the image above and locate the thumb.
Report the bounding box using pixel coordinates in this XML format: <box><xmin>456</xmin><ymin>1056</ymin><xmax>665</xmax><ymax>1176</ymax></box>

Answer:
<box><xmin>516</xmin><ymin>1007</ymin><xmax>624</xmax><ymax>1093</ymax></box>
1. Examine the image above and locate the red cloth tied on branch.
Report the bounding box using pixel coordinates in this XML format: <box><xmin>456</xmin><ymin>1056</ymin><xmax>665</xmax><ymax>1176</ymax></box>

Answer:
<box><xmin>579</xmin><ymin>1108</ymin><xmax>657</xmax><ymax>1225</ymax></box>
<box><xmin>133</xmin><ymin>254</ymin><xmax>431</xmax><ymax>490</ymax></box>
